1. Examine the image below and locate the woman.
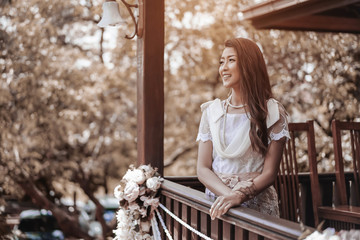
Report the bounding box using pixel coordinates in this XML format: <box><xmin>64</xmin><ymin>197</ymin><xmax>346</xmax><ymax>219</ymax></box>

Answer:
<box><xmin>196</xmin><ymin>38</ymin><xmax>289</xmax><ymax>220</ymax></box>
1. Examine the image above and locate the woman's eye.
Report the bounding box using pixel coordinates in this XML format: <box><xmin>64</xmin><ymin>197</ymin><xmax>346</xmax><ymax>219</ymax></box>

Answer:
<box><xmin>229</xmin><ymin>59</ymin><xmax>235</xmax><ymax>62</ymax></box>
<box><xmin>219</xmin><ymin>61</ymin><xmax>224</xmax><ymax>65</ymax></box>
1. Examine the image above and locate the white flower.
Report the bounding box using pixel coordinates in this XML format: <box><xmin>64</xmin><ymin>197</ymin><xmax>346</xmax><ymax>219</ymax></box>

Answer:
<box><xmin>116</xmin><ymin>209</ymin><xmax>128</xmax><ymax>225</ymax></box>
<box><xmin>139</xmin><ymin>165</ymin><xmax>156</xmax><ymax>178</ymax></box>
<box><xmin>124</xmin><ymin>169</ymin><xmax>146</xmax><ymax>184</ymax></box>
<box><xmin>138</xmin><ymin>164</ymin><xmax>152</xmax><ymax>172</ymax></box>
<box><xmin>142</xmin><ymin>233</ymin><xmax>153</xmax><ymax>240</ymax></box>
<box><xmin>146</xmin><ymin>177</ymin><xmax>162</xmax><ymax>191</ymax></box>
<box><xmin>140</xmin><ymin>220</ymin><xmax>151</xmax><ymax>233</ymax></box>
<box><xmin>113</xmin><ymin>227</ymin><xmax>131</xmax><ymax>240</ymax></box>
<box><xmin>304</xmin><ymin>228</ymin><xmax>339</xmax><ymax>240</ymax></box>
<box><xmin>114</xmin><ymin>184</ymin><xmax>125</xmax><ymax>200</ymax></box>
<box><xmin>114</xmin><ymin>209</ymin><xmax>131</xmax><ymax>239</ymax></box>
<box><xmin>140</xmin><ymin>196</ymin><xmax>159</xmax><ymax>208</ymax></box>
<box><xmin>124</xmin><ymin>181</ymin><xmax>140</xmax><ymax>202</ymax></box>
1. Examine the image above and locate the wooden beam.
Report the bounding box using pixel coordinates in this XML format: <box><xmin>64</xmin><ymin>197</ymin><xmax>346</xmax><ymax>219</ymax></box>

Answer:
<box><xmin>258</xmin><ymin>15</ymin><xmax>360</xmax><ymax>33</ymax></box>
<box><xmin>137</xmin><ymin>0</ymin><xmax>164</xmax><ymax>175</ymax></box>
<box><xmin>242</xmin><ymin>0</ymin><xmax>360</xmax><ymax>29</ymax></box>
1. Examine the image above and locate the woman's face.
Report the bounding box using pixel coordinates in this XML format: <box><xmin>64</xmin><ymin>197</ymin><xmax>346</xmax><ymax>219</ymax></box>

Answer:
<box><xmin>219</xmin><ymin>47</ymin><xmax>241</xmax><ymax>89</ymax></box>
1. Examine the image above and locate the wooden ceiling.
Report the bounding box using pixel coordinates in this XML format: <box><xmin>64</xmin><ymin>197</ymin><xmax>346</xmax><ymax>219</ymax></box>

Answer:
<box><xmin>241</xmin><ymin>0</ymin><xmax>360</xmax><ymax>33</ymax></box>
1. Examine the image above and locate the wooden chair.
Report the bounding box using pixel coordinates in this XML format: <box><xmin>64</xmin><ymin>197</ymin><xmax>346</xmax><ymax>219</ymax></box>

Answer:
<box><xmin>275</xmin><ymin>120</ymin><xmax>321</xmax><ymax>227</ymax></box>
<box><xmin>317</xmin><ymin>120</ymin><xmax>360</xmax><ymax>230</ymax></box>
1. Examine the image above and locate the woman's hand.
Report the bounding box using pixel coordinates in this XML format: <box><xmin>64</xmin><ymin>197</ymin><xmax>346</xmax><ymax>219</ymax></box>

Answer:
<box><xmin>209</xmin><ymin>191</ymin><xmax>245</xmax><ymax>220</ymax></box>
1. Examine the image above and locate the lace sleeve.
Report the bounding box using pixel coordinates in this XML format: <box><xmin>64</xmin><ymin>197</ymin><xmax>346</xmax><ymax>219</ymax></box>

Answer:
<box><xmin>268</xmin><ymin>104</ymin><xmax>290</xmax><ymax>142</ymax></box>
<box><xmin>196</xmin><ymin>108</ymin><xmax>212</xmax><ymax>142</ymax></box>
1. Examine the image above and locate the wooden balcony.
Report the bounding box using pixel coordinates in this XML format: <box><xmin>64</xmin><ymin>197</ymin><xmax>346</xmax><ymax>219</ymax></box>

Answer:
<box><xmin>157</xmin><ymin>172</ymin><xmax>357</xmax><ymax>239</ymax></box>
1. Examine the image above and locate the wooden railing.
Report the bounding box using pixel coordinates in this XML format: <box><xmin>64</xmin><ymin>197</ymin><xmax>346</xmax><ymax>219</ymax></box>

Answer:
<box><xmin>159</xmin><ymin>179</ymin><xmax>309</xmax><ymax>240</ymax></box>
<box><xmin>159</xmin><ymin>172</ymin><xmax>357</xmax><ymax>239</ymax></box>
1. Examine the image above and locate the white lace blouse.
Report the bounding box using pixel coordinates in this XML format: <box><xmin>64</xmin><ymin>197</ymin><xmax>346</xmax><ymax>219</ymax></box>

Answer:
<box><xmin>196</xmin><ymin>99</ymin><xmax>290</xmax><ymax>175</ymax></box>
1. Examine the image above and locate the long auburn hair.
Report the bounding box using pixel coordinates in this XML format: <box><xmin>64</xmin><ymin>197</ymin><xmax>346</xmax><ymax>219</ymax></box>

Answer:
<box><xmin>224</xmin><ymin>38</ymin><xmax>273</xmax><ymax>156</ymax></box>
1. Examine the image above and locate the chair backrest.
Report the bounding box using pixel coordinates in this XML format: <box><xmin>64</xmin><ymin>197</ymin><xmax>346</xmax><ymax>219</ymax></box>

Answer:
<box><xmin>275</xmin><ymin>120</ymin><xmax>321</xmax><ymax>226</ymax></box>
<box><xmin>331</xmin><ymin>120</ymin><xmax>360</xmax><ymax>206</ymax></box>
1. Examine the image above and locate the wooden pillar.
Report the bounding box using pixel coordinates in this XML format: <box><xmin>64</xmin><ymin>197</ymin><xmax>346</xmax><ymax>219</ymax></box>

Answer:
<box><xmin>136</xmin><ymin>0</ymin><xmax>164</xmax><ymax>175</ymax></box>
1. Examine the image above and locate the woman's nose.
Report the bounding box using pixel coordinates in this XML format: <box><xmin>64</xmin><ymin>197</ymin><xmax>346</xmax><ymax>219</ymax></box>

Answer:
<box><xmin>222</xmin><ymin>61</ymin><xmax>229</xmax><ymax>70</ymax></box>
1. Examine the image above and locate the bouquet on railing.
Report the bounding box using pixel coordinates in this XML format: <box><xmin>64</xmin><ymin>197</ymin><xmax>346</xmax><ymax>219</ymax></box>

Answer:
<box><xmin>113</xmin><ymin>164</ymin><xmax>163</xmax><ymax>240</ymax></box>
<box><xmin>302</xmin><ymin>229</ymin><xmax>360</xmax><ymax>240</ymax></box>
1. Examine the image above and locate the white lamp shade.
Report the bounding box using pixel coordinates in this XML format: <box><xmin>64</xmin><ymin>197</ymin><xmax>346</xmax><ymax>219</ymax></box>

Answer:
<box><xmin>97</xmin><ymin>1</ymin><xmax>125</xmax><ymax>27</ymax></box>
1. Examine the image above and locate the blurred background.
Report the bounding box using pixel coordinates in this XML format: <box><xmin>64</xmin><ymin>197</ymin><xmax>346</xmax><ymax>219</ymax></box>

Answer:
<box><xmin>0</xmin><ymin>0</ymin><xmax>359</xmax><ymax>238</ymax></box>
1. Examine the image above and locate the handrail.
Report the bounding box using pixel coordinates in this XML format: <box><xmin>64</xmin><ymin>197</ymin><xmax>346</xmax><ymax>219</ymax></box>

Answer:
<box><xmin>160</xmin><ymin>179</ymin><xmax>310</xmax><ymax>240</ymax></box>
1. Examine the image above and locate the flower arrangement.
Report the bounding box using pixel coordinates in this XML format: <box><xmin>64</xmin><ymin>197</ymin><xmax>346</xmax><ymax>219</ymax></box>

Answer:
<box><xmin>113</xmin><ymin>164</ymin><xmax>163</xmax><ymax>240</ymax></box>
<box><xmin>302</xmin><ymin>228</ymin><xmax>360</xmax><ymax>240</ymax></box>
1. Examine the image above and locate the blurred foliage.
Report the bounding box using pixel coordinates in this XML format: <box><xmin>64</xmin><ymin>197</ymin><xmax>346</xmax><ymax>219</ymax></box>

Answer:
<box><xmin>0</xmin><ymin>0</ymin><xmax>359</xmax><ymax>210</ymax></box>
<box><xmin>0</xmin><ymin>0</ymin><xmax>137</xmax><ymax>202</ymax></box>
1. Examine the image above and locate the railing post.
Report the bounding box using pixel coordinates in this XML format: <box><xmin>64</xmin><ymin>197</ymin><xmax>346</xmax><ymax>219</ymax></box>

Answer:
<box><xmin>136</xmin><ymin>0</ymin><xmax>164</xmax><ymax>175</ymax></box>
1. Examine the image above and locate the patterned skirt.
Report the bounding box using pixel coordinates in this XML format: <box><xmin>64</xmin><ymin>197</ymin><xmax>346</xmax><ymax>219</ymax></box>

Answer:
<box><xmin>205</xmin><ymin>171</ymin><xmax>280</xmax><ymax>217</ymax></box>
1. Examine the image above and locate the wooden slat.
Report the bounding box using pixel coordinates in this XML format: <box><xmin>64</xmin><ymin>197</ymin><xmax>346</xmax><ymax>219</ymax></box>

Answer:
<box><xmin>235</xmin><ymin>226</ymin><xmax>248</xmax><ymax>240</ymax></box>
<box><xmin>200</xmin><ymin>211</ymin><xmax>210</xmax><ymax>238</ymax></box>
<box><xmin>165</xmin><ymin>197</ymin><xmax>174</xmax><ymax>236</ymax></box>
<box><xmin>173</xmin><ymin>200</ymin><xmax>181</xmax><ymax>239</ymax></box>
<box><xmin>210</xmin><ymin>219</ymin><xmax>223</xmax><ymax>240</ymax></box>
<box><xmin>181</xmin><ymin>204</ymin><xmax>190</xmax><ymax>239</ymax></box>
<box><xmin>249</xmin><ymin>231</ymin><xmax>263</xmax><ymax>240</ymax></box>
<box><xmin>222</xmin><ymin>221</ymin><xmax>233</xmax><ymax>240</ymax></box>
<box><xmin>332</xmin><ymin>120</ymin><xmax>348</xmax><ymax>205</ymax></box>
<box><xmin>190</xmin><ymin>208</ymin><xmax>200</xmax><ymax>240</ymax></box>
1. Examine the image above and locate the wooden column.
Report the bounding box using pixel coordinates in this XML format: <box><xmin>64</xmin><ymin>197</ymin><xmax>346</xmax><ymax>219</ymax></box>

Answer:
<box><xmin>136</xmin><ymin>0</ymin><xmax>164</xmax><ymax>175</ymax></box>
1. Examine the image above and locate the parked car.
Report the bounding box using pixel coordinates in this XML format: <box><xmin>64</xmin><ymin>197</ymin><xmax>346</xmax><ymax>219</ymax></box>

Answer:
<box><xmin>15</xmin><ymin>209</ymin><xmax>64</xmax><ymax>240</ymax></box>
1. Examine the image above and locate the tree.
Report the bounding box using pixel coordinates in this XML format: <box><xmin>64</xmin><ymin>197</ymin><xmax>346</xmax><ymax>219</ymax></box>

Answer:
<box><xmin>0</xmin><ymin>0</ymin><xmax>137</xmax><ymax>238</ymax></box>
<box><xmin>0</xmin><ymin>0</ymin><xmax>359</xmax><ymax>238</ymax></box>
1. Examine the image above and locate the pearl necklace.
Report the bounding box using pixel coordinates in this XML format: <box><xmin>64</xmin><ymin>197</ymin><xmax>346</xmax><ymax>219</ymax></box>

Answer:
<box><xmin>226</xmin><ymin>95</ymin><xmax>247</xmax><ymax>109</ymax></box>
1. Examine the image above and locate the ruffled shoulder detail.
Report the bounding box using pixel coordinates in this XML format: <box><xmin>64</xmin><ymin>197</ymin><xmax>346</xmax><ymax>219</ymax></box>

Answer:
<box><xmin>200</xmin><ymin>100</ymin><xmax>215</xmax><ymax>112</ymax></box>
<box><xmin>266</xmin><ymin>98</ymin><xmax>280</xmax><ymax>128</ymax></box>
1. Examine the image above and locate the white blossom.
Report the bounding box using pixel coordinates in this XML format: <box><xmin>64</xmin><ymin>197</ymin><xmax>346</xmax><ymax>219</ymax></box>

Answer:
<box><xmin>124</xmin><ymin>168</ymin><xmax>146</xmax><ymax>184</ymax></box>
<box><xmin>124</xmin><ymin>181</ymin><xmax>140</xmax><ymax>202</ymax></box>
<box><xmin>140</xmin><ymin>220</ymin><xmax>151</xmax><ymax>232</ymax></box>
<box><xmin>114</xmin><ymin>184</ymin><xmax>125</xmax><ymax>200</ymax></box>
<box><xmin>146</xmin><ymin>177</ymin><xmax>162</xmax><ymax>191</ymax></box>
<box><xmin>140</xmin><ymin>196</ymin><xmax>159</xmax><ymax>208</ymax></box>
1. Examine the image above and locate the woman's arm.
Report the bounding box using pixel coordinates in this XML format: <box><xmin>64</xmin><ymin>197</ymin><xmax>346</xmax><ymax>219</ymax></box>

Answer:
<box><xmin>197</xmin><ymin>141</ymin><xmax>232</xmax><ymax>196</ymax></box>
<box><xmin>197</xmin><ymin>140</ymin><xmax>246</xmax><ymax>220</ymax></box>
<box><xmin>252</xmin><ymin>137</ymin><xmax>286</xmax><ymax>193</ymax></box>
<box><xmin>209</xmin><ymin>137</ymin><xmax>286</xmax><ymax>220</ymax></box>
